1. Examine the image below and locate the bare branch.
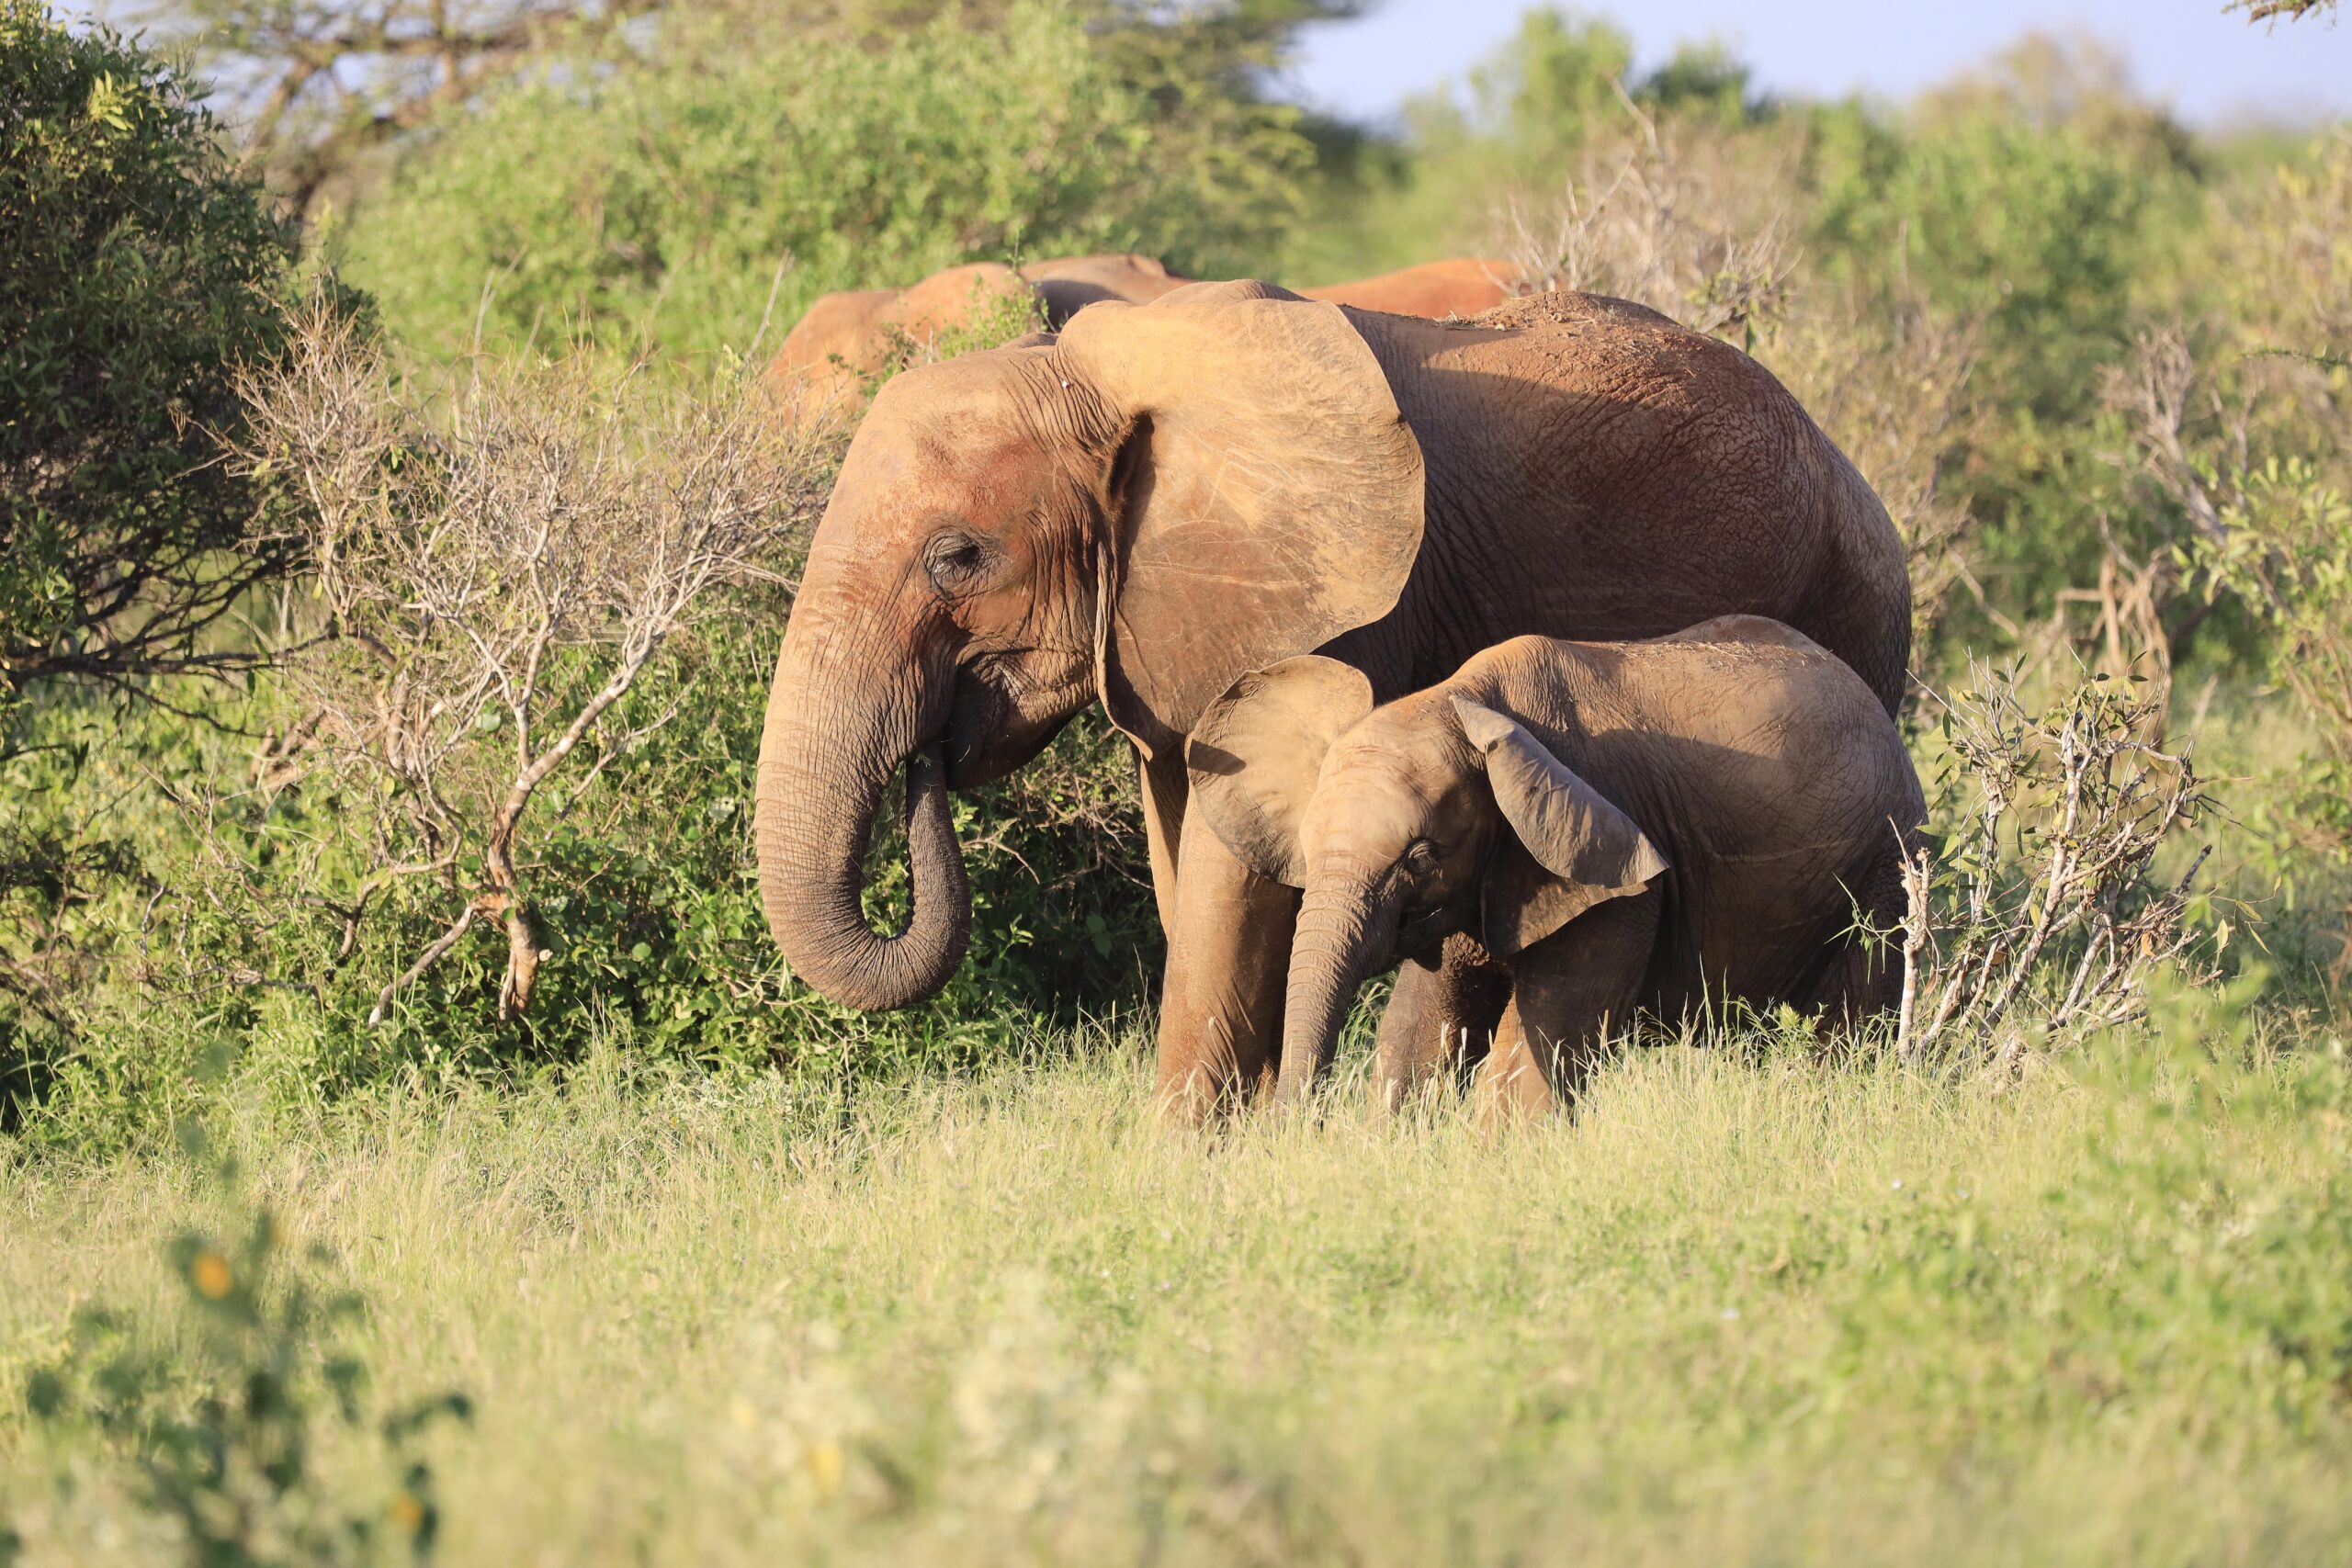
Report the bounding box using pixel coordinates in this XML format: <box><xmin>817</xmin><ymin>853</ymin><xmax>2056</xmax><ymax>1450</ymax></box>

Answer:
<box><xmin>217</xmin><ymin>296</ymin><xmax>839</xmax><ymax>1020</ymax></box>
<box><xmin>1894</xmin><ymin>662</ymin><xmax>2214</xmax><ymax>1069</ymax></box>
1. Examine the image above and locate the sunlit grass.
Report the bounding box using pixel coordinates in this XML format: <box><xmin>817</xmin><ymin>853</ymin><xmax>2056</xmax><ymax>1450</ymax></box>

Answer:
<box><xmin>5</xmin><ymin>1003</ymin><xmax>2349</xmax><ymax>1566</ymax></box>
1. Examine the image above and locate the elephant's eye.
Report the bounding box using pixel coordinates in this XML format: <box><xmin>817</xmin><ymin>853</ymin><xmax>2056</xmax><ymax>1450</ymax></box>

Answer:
<box><xmin>1402</xmin><ymin>838</ymin><xmax>1442</xmax><ymax>880</ymax></box>
<box><xmin>922</xmin><ymin>529</ymin><xmax>996</xmax><ymax>597</ymax></box>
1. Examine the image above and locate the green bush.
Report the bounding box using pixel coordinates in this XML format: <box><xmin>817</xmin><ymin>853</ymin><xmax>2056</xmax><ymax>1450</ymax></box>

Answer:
<box><xmin>341</xmin><ymin>0</ymin><xmax>1311</xmax><ymax>365</ymax></box>
<box><xmin>0</xmin><ymin>1</ymin><xmax>300</xmax><ymax>710</ymax></box>
<box><xmin>0</xmin><ymin>1</ymin><xmax>315</xmax><ymax>1134</ymax></box>
<box><xmin>16</xmin><ymin>1116</ymin><xmax>472</xmax><ymax>1565</ymax></box>
<box><xmin>1</xmin><ymin>609</ymin><xmax>1163</xmax><ymax>1148</ymax></box>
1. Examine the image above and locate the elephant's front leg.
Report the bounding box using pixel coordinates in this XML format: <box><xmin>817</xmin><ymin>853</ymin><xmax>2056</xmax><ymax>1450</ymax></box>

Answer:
<box><xmin>1374</xmin><ymin>933</ymin><xmax>1511</xmax><ymax>1111</ymax></box>
<box><xmin>1154</xmin><ymin>808</ymin><xmax>1299</xmax><ymax>1121</ymax></box>
<box><xmin>1483</xmin><ymin>886</ymin><xmax>1663</xmax><ymax>1117</ymax></box>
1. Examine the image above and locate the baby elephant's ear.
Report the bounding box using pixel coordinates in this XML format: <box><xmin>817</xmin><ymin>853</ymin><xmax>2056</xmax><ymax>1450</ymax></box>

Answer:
<box><xmin>1187</xmin><ymin>657</ymin><xmax>1374</xmax><ymax>886</ymax></box>
<box><xmin>1453</xmin><ymin>697</ymin><xmax>1668</xmax><ymax>955</ymax></box>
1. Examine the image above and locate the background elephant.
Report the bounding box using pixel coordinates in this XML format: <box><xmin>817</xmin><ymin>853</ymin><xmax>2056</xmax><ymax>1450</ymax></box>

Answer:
<box><xmin>764</xmin><ymin>255</ymin><xmax>1524</xmax><ymax>422</ymax></box>
<box><xmin>764</xmin><ymin>253</ymin><xmax>1189</xmax><ymax>420</ymax></box>
<box><xmin>751</xmin><ymin>279</ymin><xmax>1911</xmax><ymax>1115</ymax></box>
<box><xmin>1298</xmin><ymin>257</ymin><xmax>1522</xmax><ymax>318</ymax></box>
<box><xmin>1186</xmin><ymin>620</ymin><xmax>1928</xmax><ymax>1115</ymax></box>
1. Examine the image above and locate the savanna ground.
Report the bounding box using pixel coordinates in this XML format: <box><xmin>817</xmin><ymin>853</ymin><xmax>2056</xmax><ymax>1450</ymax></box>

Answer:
<box><xmin>8</xmin><ymin>1001</ymin><xmax>2351</xmax><ymax>1567</ymax></box>
<box><xmin>6</xmin><ymin>0</ymin><xmax>2352</xmax><ymax>1561</ymax></box>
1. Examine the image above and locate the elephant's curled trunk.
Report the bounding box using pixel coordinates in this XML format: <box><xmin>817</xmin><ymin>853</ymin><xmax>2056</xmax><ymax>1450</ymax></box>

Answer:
<box><xmin>753</xmin><ymin>642</ymin><xmax>969</xmax><ymax>1011</ymax></box>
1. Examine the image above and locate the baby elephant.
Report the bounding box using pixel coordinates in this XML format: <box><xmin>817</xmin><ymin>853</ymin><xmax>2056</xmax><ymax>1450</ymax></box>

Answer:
<box><xmin>1185</xmin><ymin>616</ymin><xmax>1926</xmax><ymax>1115</ymax></box>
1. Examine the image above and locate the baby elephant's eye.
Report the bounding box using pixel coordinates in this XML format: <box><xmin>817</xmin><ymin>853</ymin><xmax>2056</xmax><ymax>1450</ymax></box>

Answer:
<box><xmin>1402</xmin><ymin>838</ymin><xmax>1443</xmax><ymax>879</ymax></box>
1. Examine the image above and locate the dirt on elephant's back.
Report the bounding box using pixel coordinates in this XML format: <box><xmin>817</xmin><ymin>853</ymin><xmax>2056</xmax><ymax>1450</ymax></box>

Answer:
<box><xmin>1472</xmin><ymin>290</ymin><xmax>1682</xmax><ymax>334</ymax></box>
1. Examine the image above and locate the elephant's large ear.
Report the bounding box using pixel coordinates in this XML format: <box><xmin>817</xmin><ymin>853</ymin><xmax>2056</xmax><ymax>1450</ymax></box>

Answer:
<box><xmin>1057</xmin><ymin>281</ymin><xmax>1424</xmax><ymax>761</ymax></box>
<box><xmin>1185</xmin><ymin>656</ymin><xmax>1374</xmax><ymax>886</ymax></box>
<box><xmin>1453</xmin><ymin>698</ymin><xmax>1668</xmax><ymax>956</ymax></box>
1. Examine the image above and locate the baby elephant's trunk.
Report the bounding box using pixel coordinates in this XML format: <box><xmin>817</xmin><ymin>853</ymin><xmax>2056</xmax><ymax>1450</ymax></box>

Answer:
<box><xmin>1276</xmin><ymin>880</ymin><xmax>1386</xmax><ymax>1107</ymax></box>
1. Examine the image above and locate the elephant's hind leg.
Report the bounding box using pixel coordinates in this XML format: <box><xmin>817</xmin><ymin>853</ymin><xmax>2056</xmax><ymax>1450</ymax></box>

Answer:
<box><xmin>1794</xmin><ymin>849</ymin><xmax>1911</xmax><ymax>1036</ymax></box>
<box><xmin>1374</xmin><ymin>933</ymin><xmax>1511</xmax><ymax>1111</ymax></box>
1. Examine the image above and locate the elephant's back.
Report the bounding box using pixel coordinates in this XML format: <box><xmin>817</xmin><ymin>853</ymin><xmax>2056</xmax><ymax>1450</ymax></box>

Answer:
<box><xmin>1478</xmin><ymin>626</ymin><xmax>1913</xmax><ymax>818</ymax></box>
<box><xmin>1300</xmin><ymin>258</ymin><xmax>1523</xmax><ymax>319</ymax></box>
<box><xmin>1344</xmin><ymin>293</ymin><xmax>1911</xmax><ymax>715</ymax></box>
<box><xmin>1636</xmin><ymin>632</ymin><xmax>1910</xmax><ymax>798</ymax></box>
<box><xmin>772</xmin><ymin>288</ymin><xmax>899</xmax><ymax>378</ymax></box>
<box><xmin>1539</xmin><ymin>629</ymin><xmax>1919</xmax><ymax>865</ymax></box>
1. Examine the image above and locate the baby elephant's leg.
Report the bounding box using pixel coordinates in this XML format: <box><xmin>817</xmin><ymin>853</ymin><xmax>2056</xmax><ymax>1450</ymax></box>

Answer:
<box><xmin>1493</xmin><ymin>886</ymin><xmax>1663</xmax><ymax>1113</ymax></box>
<box><xmin>1374</xmin><ymin>933</ymin><xmax>1511</xmax><ymax>1111</ymax></box>
<box><xmin>1471</xmin><ymin>998</ymin><xmax>1555</xmax><ymax>1124</ymax></box>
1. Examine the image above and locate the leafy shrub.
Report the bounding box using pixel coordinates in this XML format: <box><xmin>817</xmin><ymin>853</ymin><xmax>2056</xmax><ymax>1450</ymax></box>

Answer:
<box><xmin>2</xmin><ymin>654</ymin><xmax>1157</xmax><ymax>1143</ymax></box>
<box><xmin>12</xmin><ymin>1118</ymin><xmax>471</xmax><ymax>1565</ymax></box>
<box><xmin>2091</xmin><ymin>139</ymin><xmax>2352</xmax><ymax>986</ymax></box>
<box><xmin>1803</xmin><ymin>41</ymin><xmax>2203</xmax><ymax>629</ymax></box>
<box><xmin>0</xmin><ymin>0</ymin><xmax>310</xmax><ymax>1134</ymax></box>
<box><xmin>341</xmin><ymin>0</ymin><xmax>1311</xmax><ymax>365</ymax></box>
<box><xmin>0</xmin><ymin>1</ymin><xmax>301</xmax><ymax>710</ymax></box>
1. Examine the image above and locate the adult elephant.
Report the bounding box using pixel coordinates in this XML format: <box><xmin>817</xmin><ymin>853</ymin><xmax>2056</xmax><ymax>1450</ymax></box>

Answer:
<box><xmin>752</xmin><ymin>281</ymin><xmax>1910</xmax><ymax>1116</ymax></box>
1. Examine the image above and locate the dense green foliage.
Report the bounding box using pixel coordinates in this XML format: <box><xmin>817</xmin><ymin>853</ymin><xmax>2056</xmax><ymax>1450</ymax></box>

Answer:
<box><xmin>0</xmin><ymin>3</ymin><xmax>299</xmax><ymax>707</ymax></box>
<box><xmin>340</xmin><ymin>0</ymin><xmax>1315</xmax><ymax>364</ymax></box>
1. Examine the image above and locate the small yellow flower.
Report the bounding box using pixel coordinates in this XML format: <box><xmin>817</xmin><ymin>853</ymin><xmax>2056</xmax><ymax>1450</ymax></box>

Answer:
<box><xmin>189</xmin><ymin>1249</ymin><xmax>232</xmax><ymax>1300</ymax></box>
<box><xmin>389</xmin><ymin>1491</ymin><xmax>426</xmax><ymax>1533</ymax></box>
<box><xmin>805</xmin><ymin>1438</ymin><xmax>844</xmax><ymax>1499</ymax></box>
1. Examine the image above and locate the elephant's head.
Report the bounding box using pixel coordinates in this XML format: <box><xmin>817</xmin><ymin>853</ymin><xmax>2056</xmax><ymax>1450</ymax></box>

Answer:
<box><xmin>1187</xmin><ymin>654</ymin><xmax>1667</xmax><ymax>1103</ymax></box>
<box><xmin>1022</xmin><ymin>254</ymin><xmax>1193</xmax><ymax>322</ymax></box>
<box><xmin>756</xmin><ymin>282</ymin><xmax>1424</xmax><ymax>1010</ymax></box>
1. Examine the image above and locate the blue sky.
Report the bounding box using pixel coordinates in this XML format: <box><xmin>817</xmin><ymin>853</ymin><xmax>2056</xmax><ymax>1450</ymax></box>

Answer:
<box><xmin>1286</xmin><ymin>0</ymin><xmax>2352</xmax><ymax>128</ymax></box>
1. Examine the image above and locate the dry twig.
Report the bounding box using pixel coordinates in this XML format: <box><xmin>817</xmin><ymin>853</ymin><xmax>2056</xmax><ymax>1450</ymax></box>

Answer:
<box><xmin>1895</xmin><ymin>662</ymin><xmax>2212</xmax><ymax>1069</ymax></box>
<box><xmin>231</xmin><ymin>299</ymin><xmax>832</xmax><ymax>1022</ymax></box>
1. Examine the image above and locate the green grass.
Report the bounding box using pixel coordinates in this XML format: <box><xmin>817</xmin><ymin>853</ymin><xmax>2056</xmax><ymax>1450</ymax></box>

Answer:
<box><xmin>5</xmin><ymin>1002</ymin><xmax>2349</xmax><ymax>1566</ymax></box>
